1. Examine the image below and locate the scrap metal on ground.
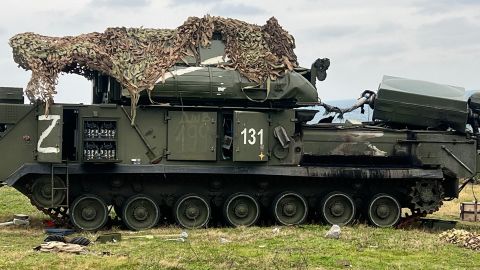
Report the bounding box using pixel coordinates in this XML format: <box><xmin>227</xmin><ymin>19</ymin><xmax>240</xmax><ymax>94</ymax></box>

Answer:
<box><xmin>0</xmin><ymin>214</ymin><xmax>29</xmax><ymax>227</ymax></box>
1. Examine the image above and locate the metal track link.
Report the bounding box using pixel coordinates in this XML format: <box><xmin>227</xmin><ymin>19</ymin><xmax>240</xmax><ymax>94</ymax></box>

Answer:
<box><xmin>28</xmin><ymin>196</ymin><xmax>70</xmax><ymax>226</ymax></box>
<box><xmin>36</xmin><ymin>205</ymin><xmax>70</xmax><ymax>226</ymax></box>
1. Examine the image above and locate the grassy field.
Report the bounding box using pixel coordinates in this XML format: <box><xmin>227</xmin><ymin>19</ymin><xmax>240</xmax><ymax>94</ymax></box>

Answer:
<box><xmin>0</xmin><ymin>185</ymin><xmax>479</xmax><ymax>270</ymax></box>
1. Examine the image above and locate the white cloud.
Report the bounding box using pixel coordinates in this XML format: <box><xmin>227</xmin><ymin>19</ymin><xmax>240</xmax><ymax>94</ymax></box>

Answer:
<box><xmin>209</xmin><ymin>3</ymin><xmax>265</xmax><ymax>16</ymax></box>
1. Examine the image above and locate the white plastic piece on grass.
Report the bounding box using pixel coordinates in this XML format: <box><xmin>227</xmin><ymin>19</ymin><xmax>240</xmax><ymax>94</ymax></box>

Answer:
<box><xmin>325</xmin><ymin>224</ymin><xmax>341</xmax><ymax>239</ymax></box>
<box><xmin>219</xmin><ymin>237</ymin><xmax>231</xmax><ymax>244</ymax></box>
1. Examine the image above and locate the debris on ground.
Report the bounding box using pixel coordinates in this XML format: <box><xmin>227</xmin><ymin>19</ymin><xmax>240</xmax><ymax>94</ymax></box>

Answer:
<box><xmin>96</xmin><ymin>231</ymin><xmax>188</xmax><ymax>243</ymax></box>
<box><xmin>439</xmin><ymin>229</ymin><xmax>480</xmax><ymax>251</ymax></box>
<box><xmin>336</xmin><ymin>259</ymin><xmax>352</xmax><ymax>268</ymax></box>
<box><xmin>0</xmin><ymin>214</ymin><xmax>30</xmax><ymax>227</ymax></box>
<box><xmin>325</xmin><ymin>225</ymin><xmax>341</xmax><ymax>239</ymax></box>
<box><xmin>420</xmin><ymin>218</ymin><xmax>456</xmax><ymax>231</ymax></box>
<box><xmin>34</xmin><ymin>241</ymin><xmax>87</xmax><ymax>254</ymax></box>
<box><xmin>69</xmin><ymin>236</ymin><xmax>91</xmax><ymax>246</ymax></box>
<box><xmin>45</xmin><ymin>235</ymin><xmax>91</xmax><ymax>246</ymax></box>
<box><xmin>166</xmin><ymin>237</ymin><xmax>186</xmax><ymax>242</ymax></box>
<box><xmin>44</xmin><ymin>235</ymin><xmax>66</xmax><ymax>243</ymax></box>
<box><xmin>44</xmin><ymin>228</ymin><xmax>76</xmax><ymax>236</ymax></box>
<box><xmin>272</xmin><ymin>227</ymin><xmax>280</xmax><ymax>234</ymax></box>
<box><xmin>219</xmin><ymin>237</ymin><xmax>231</xmax><ymax>244</ymax></box>
<box><xmin>127</xmin><ymin>235</ymin><xmax>155</xmax><ymax>240</ymax></box>
<box><xmin>178</xmin><ymin>231</ymin><xmax>189</xmax><ymax>239</ymax></box>
<box><xmin>42</xmin><ymin>220</ymin><xmax>56</xmax><ymax>228</ymax></box>
<box><xmin>96</xmin><ymin>232</ymin><xmax>122</xmax><ymax>243</ymax></box>
<box><xmin>165</xmin><ymin>231</ymin><xmax>189</xmax><ymax>242</ymax></box>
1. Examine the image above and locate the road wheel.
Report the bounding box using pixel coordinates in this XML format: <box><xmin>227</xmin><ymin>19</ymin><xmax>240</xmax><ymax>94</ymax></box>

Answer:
<box><xmin>273</xmin><ymin>192</ymin><xmax>308</xmax><ymax>225</ymax></box>
<box><xmin>321</xmin><ymin>192</ymin><xmax>356</xmax><ymax>226</ymax></box>
<box><xmin>31</xmin><ymin>176</ymin><xmax>66</xmax><ymax>208</ymax></box>
<box><xmin>368</xmin><ymin>194</ymin><xmax>401</xmax><ymax>227</ymax></box>
<box><xmin>224</xmin><ymin>193</ymin><xmax>260</xmax><ymax>227</ymax></box>
<box><xmin>122</xmin><ymin>195</ymin><xmax>160</xmax><ymax>231</ymax></box>
<box><xmin>174</xmin><ymin>194</ymin><xmax>210</xmax><ymax>229</ymax></box>
<box><xmin>70</xmin><ymin>194</ymin><xmax>108</xmax><ymax>231</ymax></box>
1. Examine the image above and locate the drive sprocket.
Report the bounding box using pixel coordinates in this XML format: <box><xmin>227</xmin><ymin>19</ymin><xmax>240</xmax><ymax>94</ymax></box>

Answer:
<box><xmin>408</xmin><ymin>180</ymin><xmax>444</xmax><ymax>214</ymax></box>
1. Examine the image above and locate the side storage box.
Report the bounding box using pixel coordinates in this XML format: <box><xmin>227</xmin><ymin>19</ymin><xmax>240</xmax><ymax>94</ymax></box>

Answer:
<box><xmin>460</xmin><ymin>202</ymin><xmax>479</xmax><ymax>222</ymax></box>
<box><xmin>373</xmin><ymin>76</ymin><xmax>467</xmax><ymax>132</ymax></box>
<box><xmin>167</xmin><ymin>111</ymin><xmax>217</xmax><ymax>161</ymax></box>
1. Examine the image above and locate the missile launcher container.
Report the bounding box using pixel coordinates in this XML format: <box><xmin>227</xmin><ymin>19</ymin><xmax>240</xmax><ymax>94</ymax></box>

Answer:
<box><xmin>373</xmin><ymin>75</ymin><xmax>468</xmax><ymax>132</ymax></box>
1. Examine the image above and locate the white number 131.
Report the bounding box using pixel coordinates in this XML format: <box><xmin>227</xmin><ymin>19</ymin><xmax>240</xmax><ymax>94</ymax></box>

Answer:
<box><xmin>241</xmin><ymin>128</ymin><xmax>263</xmax><ymax>145</ymax></box>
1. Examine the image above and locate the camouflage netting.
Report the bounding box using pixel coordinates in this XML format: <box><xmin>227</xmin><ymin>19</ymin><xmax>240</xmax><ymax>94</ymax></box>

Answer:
<box><xmin>9</xmin><ymin>15</ymin><xmax>297</xmax><ymax>120</ymax></box>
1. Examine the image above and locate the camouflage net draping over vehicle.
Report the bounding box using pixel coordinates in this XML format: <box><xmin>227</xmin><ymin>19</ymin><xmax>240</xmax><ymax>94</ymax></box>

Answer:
<box><xmin>9</xmin><ymin>15</ymin><xmax>297</xmax><ymax>120</ymax></box>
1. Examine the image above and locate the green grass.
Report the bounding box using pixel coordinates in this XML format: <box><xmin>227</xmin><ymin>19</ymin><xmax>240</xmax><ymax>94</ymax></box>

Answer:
<box><xmin>0</xmin><ymin>186</ymin><xmax>479</xmax><ymax>270</ymax></box>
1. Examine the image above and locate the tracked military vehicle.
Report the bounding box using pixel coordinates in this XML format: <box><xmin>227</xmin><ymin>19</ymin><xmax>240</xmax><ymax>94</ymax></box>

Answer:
<box><xmin>1</xmin><ymin>17</ymin><xmax>479</xmax><ymax>231</ymax></box>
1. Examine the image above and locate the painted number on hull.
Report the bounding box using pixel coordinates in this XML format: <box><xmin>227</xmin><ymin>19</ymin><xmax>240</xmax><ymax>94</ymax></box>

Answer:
<box><xmin>240</xmin><ymin>128</ymin><xmax>264</xmax><ymax>145</ymax></box>
<box><xmin>37</xmin><ymin>115</ymin><xmax>61</xmax><ymax>154</ymax></box>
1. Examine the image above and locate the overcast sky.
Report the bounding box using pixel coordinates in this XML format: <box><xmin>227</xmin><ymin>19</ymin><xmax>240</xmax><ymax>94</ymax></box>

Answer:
<box><xmin>0</xmin><ymin>0</ymin><xmax>479</xmax><ymax>103</ymax></box>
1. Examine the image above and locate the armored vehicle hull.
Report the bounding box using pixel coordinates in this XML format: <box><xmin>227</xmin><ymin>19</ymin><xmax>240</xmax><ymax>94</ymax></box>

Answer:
<box><xmin>1</xmin><ymin>87</ymin><xmax>477</xmax><ymax>230</ymax></box>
